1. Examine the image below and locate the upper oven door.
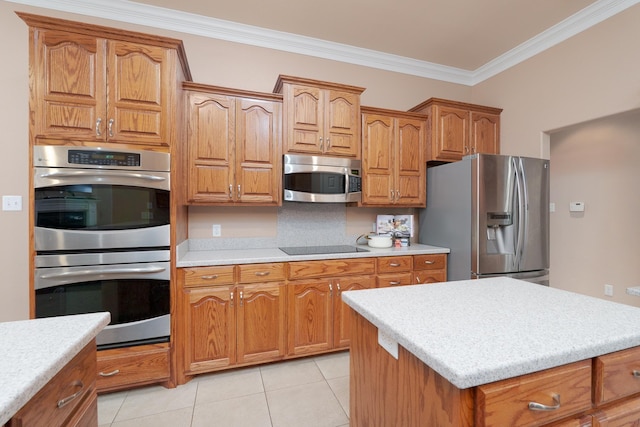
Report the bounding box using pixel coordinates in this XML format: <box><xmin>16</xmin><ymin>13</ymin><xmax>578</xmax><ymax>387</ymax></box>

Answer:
<box><xmin>34</xmin><ymin>167</ymin><xmax>170</xmax><ymax>252</ymax></box>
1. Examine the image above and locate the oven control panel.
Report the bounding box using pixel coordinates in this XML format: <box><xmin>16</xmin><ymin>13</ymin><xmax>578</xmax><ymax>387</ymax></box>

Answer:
<box><xmin>68</xmin><ymin>150</ymin><xmax>141</xmax><ymax>167</ymax></box>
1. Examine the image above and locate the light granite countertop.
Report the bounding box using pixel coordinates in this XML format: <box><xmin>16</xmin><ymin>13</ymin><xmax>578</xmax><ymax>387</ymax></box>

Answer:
<box><xmin>0</xmin><ymin>312</ymin><xmax>110</xmax><ymax>425</ymax></box>
<box><xmin>177</xmin><ymin>243</ymin><xmax>449</xmax><ymax>267</ymax></box>
<box><xmin>342</xmin><ymin>277</ymin><xmax>640</xmax><ymax>389</ymax></box>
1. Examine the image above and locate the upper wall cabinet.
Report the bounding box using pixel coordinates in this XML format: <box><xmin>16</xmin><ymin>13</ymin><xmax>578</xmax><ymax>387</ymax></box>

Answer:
<box><xmin>184</xmin><ymin>83</ymin><xmax>282</xmax><ymax>206</ymax></box>
<box><xmin>361</xmin><ymin>107</ymin><xmax>427</xmax><ymax>207</ymax></box>
<box><xmin>274</xmin><ymin>75</ymin><xmax>365</xmax><ymax>158</ymax></box>
<box><xmin>410</xmin><ymin>98</ymin><xmax>502</xmax><ymax>162</ymax></box>
<box><xmin>19</xmin><ymin>12</ymin><xmax>191</xmax><ymax>148</ymax></box>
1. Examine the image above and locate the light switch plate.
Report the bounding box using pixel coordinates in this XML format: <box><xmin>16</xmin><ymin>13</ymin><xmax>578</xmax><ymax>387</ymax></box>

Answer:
<box><xmin>2</xmin><ymin>195</ymin><xmax>22</xmax><ymax>211</ymax></box>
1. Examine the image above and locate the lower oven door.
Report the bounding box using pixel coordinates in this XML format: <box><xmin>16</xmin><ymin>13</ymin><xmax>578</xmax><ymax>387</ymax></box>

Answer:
<box><xmin>35</xmin><ymin>255</ymin><xmax>170</xmax><ymax>349</ymax></box>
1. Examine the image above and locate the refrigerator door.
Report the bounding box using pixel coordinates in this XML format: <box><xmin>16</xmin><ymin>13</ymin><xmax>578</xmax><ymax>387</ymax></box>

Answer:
<box><xmin>516</xmin><ymin>156</ymin><xmax>550</xmax><ymax>273</ymax></box>
<box><xmin>473</xmin><ymin>154</ymin><xmax>520</xmax><ymax>275</ymax></box>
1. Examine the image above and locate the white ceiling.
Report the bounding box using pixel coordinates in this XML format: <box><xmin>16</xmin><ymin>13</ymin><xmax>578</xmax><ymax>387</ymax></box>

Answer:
<box><xmin>7</xmin><ymin>0</ymin><xmax>640</xmax><ymax>85</ymax></box>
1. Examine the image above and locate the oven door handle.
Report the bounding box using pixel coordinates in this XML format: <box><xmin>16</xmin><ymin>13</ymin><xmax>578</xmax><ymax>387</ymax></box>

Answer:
<box><xmin>38</xmin><ymin>265</ymin><xmax>167</xmax><ymax>280</ymax></box>
<box><xmin>37</xmin><ymin>170</ymin><xmax>167</xmax><ymax>182</ymax></box>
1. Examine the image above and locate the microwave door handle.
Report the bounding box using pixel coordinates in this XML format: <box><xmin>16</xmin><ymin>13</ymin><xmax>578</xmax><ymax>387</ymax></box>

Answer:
<box><xmin>344</xmin><ymin>169</ymin><xmax>350</xmax><ymax>194</ymax></box>
<box><xmin>38</xmin><ymin>265</ymin><xmax>167</xmax><ymax>280</ymax></box>
<box><xmin>37</xmin><ymin>170</ymin><xmax>167</xmax><ymax>182</ymax></box>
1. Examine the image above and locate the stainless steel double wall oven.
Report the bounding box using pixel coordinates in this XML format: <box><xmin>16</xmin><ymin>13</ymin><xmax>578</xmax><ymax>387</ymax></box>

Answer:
<box><xmin>33</xmin><ymin>145</ymin><xmax>171</xmax><ymax>349</ymax></box>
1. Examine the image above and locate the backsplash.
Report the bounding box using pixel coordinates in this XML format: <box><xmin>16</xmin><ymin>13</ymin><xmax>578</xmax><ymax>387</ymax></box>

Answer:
<box><xmin>188</xmin><ymin>203</ymin><xmax>366</xmax><ymax>251</ymax></box>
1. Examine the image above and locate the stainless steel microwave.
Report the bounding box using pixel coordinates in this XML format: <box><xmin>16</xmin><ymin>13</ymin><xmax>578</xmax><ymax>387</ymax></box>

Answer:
<box><xmin>283</xmin><ymin>154</ymin><xmax>362</xmax><ymax>203</ymax></box>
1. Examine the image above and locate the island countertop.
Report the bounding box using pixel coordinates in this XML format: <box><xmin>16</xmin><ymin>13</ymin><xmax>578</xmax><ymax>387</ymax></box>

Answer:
<box><xmin>342</xmin><ymin>277</ymin><xmax>640</xmax><ymax>389</ymax></box>
<box><xmin>0</xmin><ymin>312</ymin><xmax>110</xmax><ymax>425</ymax></box>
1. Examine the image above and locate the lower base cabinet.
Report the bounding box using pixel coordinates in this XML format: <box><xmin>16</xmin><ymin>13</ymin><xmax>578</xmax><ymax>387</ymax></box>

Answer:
<box><xmin>7</xmin><ymin>341</ymin><xmax>97</xmax><ymax>427</ymax></box>
<box><xmin>97</xmin><ymin>343</ymin><xmax>170</xmax><ymax>393</ymax></box>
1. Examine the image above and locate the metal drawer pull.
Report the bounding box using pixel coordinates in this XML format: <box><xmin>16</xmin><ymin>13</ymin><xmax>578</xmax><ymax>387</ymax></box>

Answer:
<box><xmin>423</xmin><ymin>260</ymin><xmax>435</xmax><ymax>265</ymax></box>
<box><xmin>254</xmin><ymin>271</ymin><xmax>270</xmax><ymax>277</ymax></box>
<box><xmin>529</xmin><ymin>393</ymin><xmax>560</xmax><ymax>411</ymax></box>
<box><xmin>240</xmin><ymin>291</ymin><xmax>243</xmax><ymax>306</ymax></box>
<box><xmin>201</xmin><ymin>274</ymin><xmax>219</xmax><ymax>280</ymax></box>
<box><xmin>389</xmin><ymin>281</ymin><xmax>401</xmax><ymax>285</ymax></box>
<box><xmin>633</xmin><ymin>370</ymin><xmax>640</xmax><ymax>377</ymax></box>
<box><xmin>389</xmin><ymin>263</ymin><xmax>401</xmax><ymax>267</ymax></box>
<box><xmin>99</xmin><ymin>369</ymin><xmax>120</xmax><ymax>377</ymax></box>
<box><xmin>57</xmin><ymin>380</ymin><xmax>84</xmax><ymax>408</ymax></box>
<box><xmin>96</xmin><ymin>118</ymin><xmax>102</xmax><ymax>136</ymax></box>
<box><xmin>108</xmin><ymin>118</ymin><xmax>114</xmax><ymax>137</ymax></box>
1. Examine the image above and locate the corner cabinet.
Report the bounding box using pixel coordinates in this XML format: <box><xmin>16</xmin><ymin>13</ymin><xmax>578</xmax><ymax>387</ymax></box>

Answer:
<box><xmin>184</xmin><ymin>83</ymin><xmax>282</xmax><ymax>205</ymax></box>
<box><xmin>274</xmin><ymin>75</ymin><xmax>365</xmax><ymax>158</ymax></box>
<box><xmin>361</xmin><ymin>107</ymin><xmax>426</xmax><ymax>207</ymax></box>
<box><xmin>19</xmin><ymin>12</ymin><xmax>191</xmax><ymax>148</ymax></box>
<box><xmin>410</xmin><ymin>98</ymin><xmax>502</xmax><ymax>163</ymax></box>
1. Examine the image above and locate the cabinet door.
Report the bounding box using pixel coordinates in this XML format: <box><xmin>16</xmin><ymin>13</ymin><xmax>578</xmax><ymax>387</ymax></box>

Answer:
<box><xmin>286</xmin><ymin>84</ymin><xmax>323</xmax><ymax>154</ymax></box>
<box><xmin>185</xmin><ymin>286</ymin><xmax>236</xmax><ymax>373</ymax></box>
<box><xmin>187</xmin><ymin>92</ymin><xmax>235</xmax><ymax>203</ymax></box>
<box><xmin>287</xmin><ymin>280</ymin><xmax>333</xmax><ymax>356</ymax></box>
<box><xmin>237</xmin><ymin>282</ymin><xmax>286</xmax><ymax>364</ymax></box>
<box><xmin>333</xmin><ymin>275</ymin><xmax>374</xmax><ymax>348</ymax></box>
<box><xmin>471</xmin><ymin>111</ymin><xmax>500</xmax><ymax>155</ymax></box>
<box><xmin>593</xmin><ymin>396</ymin><xmax>640</xmax><ymax>426</ymax></box>
<box><xmin>324</xmin><ymin>89</ymin><xmax>360</xmax><ymax>157</ymax></box>
<box><xmin>433</xmin><ymin>105</ymin><xmax>469</xmax><ymax>161</ymax></box>
<box><xmin>235</xmin><ymin>98</ymin><xmax>282</xmax><ymax>205</ymax></box>
<box><xmin>362</xmin><ymin>113</ymin><xmax>394</xmax><ymax>205</ymax></box>
<box><xmin>33</xmin><ymin>29</ymin><xmax>106</xmax><ymax>140</ymax></box>
<box><xmin>396</xmin><ymin>117</ymin><xmax>426</xmax><ymax>206</ymax></box>
<box><xmin>106</xmin><ymin>40</ymin><xmax>169</xmax><ymax>145</ymax></box>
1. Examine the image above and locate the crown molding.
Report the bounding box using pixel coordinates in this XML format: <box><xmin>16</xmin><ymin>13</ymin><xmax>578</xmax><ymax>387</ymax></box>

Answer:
<box><xmin>6</xmin><ymin>0</ymin><xmax>638</xmax><ymax>86</ymax></box>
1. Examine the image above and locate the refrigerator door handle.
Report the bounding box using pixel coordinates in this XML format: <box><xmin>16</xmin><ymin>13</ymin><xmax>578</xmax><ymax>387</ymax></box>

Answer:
<box><xmin>513</xmin><ymin>157</ymin><xmax>527</xmax><ymax>270</ymax></box>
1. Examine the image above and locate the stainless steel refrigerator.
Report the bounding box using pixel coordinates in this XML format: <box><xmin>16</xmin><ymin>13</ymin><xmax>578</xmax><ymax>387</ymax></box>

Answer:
<box><xmin>419</xmin><ymin>154</ymin><xmax>549</xmax><ymax>285</ymax></box>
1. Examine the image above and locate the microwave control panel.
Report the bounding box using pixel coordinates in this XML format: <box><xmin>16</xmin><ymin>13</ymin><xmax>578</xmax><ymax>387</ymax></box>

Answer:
<box><xmin>68</xmin><ymin>150</ymin><xmax>141</xmax><ymax>167</ymax></box>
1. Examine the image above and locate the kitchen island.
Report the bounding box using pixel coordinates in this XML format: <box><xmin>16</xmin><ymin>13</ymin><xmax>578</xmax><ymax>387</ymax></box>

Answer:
<box><xmin>0</xmin><ymin>312</ymin><xmax>110</xmax><ymax>426</ymax></box>
<box><xmin>342</xmin><ymin>278</ymin><xmax>640</xmax><ymax>426</ymax></box>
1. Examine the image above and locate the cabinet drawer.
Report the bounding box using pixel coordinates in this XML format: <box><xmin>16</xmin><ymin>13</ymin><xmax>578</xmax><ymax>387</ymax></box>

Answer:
<box><xmin>182</xmin><ymin>266</ymin><xmax>235</xmax><ymax>288</ymax></box>
<box><xmin>238</xmin><ymin>263</ymin><xmax>286</xmax><ymax>283</ymax></box>
<box><xmin>97</xmin><ymin>343</ymin><xmax>170</xmax><ymax>392</ymax></box>
<box><xmin>595</xmin><ymin>346</ymin><xmax>640</xmax><ymax>405</ymax></box>
<box><xmin>288</xmin><ymin>258</ymin><xmax>376</xmax><ymax>280</ymax></box>
<box><xmin>9</xmin><ymin>341</ymin><xmax>96</xmax><ymax>427</ymax></box>
<box><xmin>413</xmin><ymin>270</ymin><xmax>446</xmax><ymax>284</ymax></box>
<box><xmin>413</xmin><ymin>254</ymin><xmax>446</xmax><ymax>271</ymax></box>
<box><xmin>592</xmin><ymin>394</ymin><xmax>640</xmax><ymax>426</ymax></box>
<box><xmin>377</xmin><ymin>272</ymin><xmax>413</xmax><ymax>287</ymax></box>
<box><xmin>377</xmin><ymin>256</ymin><xmax>412</xmax><ymax>273</ymax></box>
<box><xmin>476</xmin><ymin>359</ymin><xmax>592</xmax><ymax>427</ymax></box>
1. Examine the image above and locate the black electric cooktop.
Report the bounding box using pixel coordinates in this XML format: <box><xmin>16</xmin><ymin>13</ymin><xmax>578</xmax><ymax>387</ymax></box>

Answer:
<box><xmin>278</xmin><ymin>245</ymin><xmax>369</xmax><ymax>256</ymax></box>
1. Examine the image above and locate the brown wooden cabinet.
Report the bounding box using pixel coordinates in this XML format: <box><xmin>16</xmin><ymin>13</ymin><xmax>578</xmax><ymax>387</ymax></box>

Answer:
<box><xmin>274</xmin><ymin>75</ymin><xmax>364</xmax><ymax>158</ymax></box>
<box><xmin>184</xmin><ymin>84</ymin><xmax>282</xmax><ymax>205</ymax></box>
<box><xmin>410</xmin><ymin>98</ymin><xmax>502</xmax><ymax>163</ymax></box>
<box><xmin>287</xmin><ymin>258</ymin><xmax>375</xmax><ymax>356</ymax></box>
<box><xmin>179</xmin><ymin>264</ymin><xmax>286</xmax><ymax>375</ymax></box>
<box><xmin>361</xmin><ymin>107</ymin><xmax>427</xmax><ymax>207</ymax></box>
<box><xmin>7</xmin><ymin>341</ymin><xmax>97</xmax><ymax>427</ymax></box>
<box><xmin>376</xmin><ymin>255</ymin><xmax>413</xmax><ymax>287</ymax></box>
<box><xmin>96</xmin><ymin>343</ymin><xmax>170</xmax><ymax>393</ymax></box>
<box><xmin>413</xmin><ymin>253</ymin><xmax>447</xmax><ymax>284</ymax></box>
<box><xmin>20</xmin><ymin>13</ymin><xmax>191</xmax><ymax>148</ymax></box>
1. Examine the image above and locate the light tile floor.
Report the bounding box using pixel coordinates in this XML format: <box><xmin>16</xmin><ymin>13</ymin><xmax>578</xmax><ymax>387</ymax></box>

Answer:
<box><xmin>98</xmin><ymin>351</ymin><xmax>350</xmax><ymax>427</ymax></box>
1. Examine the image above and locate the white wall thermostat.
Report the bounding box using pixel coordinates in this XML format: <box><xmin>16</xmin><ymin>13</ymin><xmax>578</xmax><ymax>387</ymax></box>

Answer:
<box><xmin>569</xmin><ymin>201</ymin><xmax>585</xmax><ymax>212</ymax></box>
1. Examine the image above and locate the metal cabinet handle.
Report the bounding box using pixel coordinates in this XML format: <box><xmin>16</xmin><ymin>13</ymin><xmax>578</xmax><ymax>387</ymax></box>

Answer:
<box><xmin>529</xmin><ymin>394</ymin><xmax>561</xmax><ymax>411</ymax></box>
<box><xmin>99</xmin><ymin>369</ymin><xmax>120</xmax><ymax>377</ymax></box>
<box><xmin>390</xmin><ymin>190</ymin><xmax>395</xmax><ymax>200</ymax></box>
<box><xmin>416</xmin><ymin>275</ymin><xmax>422</xmax><ymax>283</ymax></box>
<box><xmin>395</xmin><ymin>190</ymin><xmax>400</xmax><ymax>201</ymax></box>
<box><xmin>230</xmin><ymin>291</ymin><xmax>234</xmax><ymax>306</ymax></box>
<box><xmin>389</xmin><ymin>281</ymin><xmax>401</xmax><ymax>286</ymax></box>
<box><xmin>96</xmin><ymin>118</ymin><xmax>102</xmax><ymax>137</ymax></box>
<box><xmin>633</xmin><ymin>370</ymin><xmax>640</xmax><ymax>377</ymax></box>
<box><xmin>201</xmin><ymin>274</ymin><xmax>219</xmax><ymax>280</ymax></box>
<box><xmin>319</xmin><ymin>137</ymin><xmax>324</xmax><ymax>151</ymax></box>
<box><xmin>254</xmin><ymin>271</ymin><xmax>270</xmax><ymax>277</ymax></box>
<box><xmin>389</xmin><ymin>263</ymin><xmax>401</xmax><ymax>267</ymax></box>
<box><xmin>57</xmin><ymin>380</ymin><xmax>84</xmax><ymax>408</ymax></box>
<box><xmin>329</xmin><ymin>283</ymin><xmax>333</xmax><ymax>296</ymax></box>
<box><xmin>229</xmin><ymin>185</ymin><xmax>233</xmax><ymax>198</ymax></box>
<box><xmin>336</xmin><ymin>282</ymin><xmax>341</xmax><ymax>291</ymax></box>
<box><xmin>237</xmin><ymin>184</ymin><xmax>241</xmax><ymax>196</ymax></box>
<box><xmin>239</xmin><ymin>291</ymin><xmax>243</xmax><ymax>306</ymax></box>
<box><xmin>423</xmin><ymin>260</ymin><xmax>435</xmax><ymax>265</ymax></box>
<box><xmin>326</xmin><ymin>138</ymin><xmax>330</xmax><ymax>149</ymax></box>
<box><xmin>108</xmin><ymin>118</ymin><xmax>114</xmax><ymax>137</ymax></box>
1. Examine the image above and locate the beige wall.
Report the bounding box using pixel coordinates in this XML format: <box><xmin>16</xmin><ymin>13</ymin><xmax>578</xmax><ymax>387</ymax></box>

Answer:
<box><xmin>549</xmin><ymin>110</ymin><xmax>640</xmax><ymax>306</ymax></box>
<box><xmin>2</xmin><ymin>3</ymin><xmax>639</xmax><ymax>320</ymax></box>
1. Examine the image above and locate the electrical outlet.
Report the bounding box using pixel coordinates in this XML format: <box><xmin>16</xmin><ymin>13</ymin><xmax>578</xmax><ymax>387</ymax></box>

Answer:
<box><xmin>2</xmin><ymin>195</ymin><xmax>22</xmax><ymax>211</ymax></box>
<box><xmin>212</xmin><ymin>224</ymin><xmax>221</xmax><ymax>237</ymax></box>
<box><xmin>604</xmin><ymin>284</ymin><xmax>614</xmax><ymax>297</ymax></box>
